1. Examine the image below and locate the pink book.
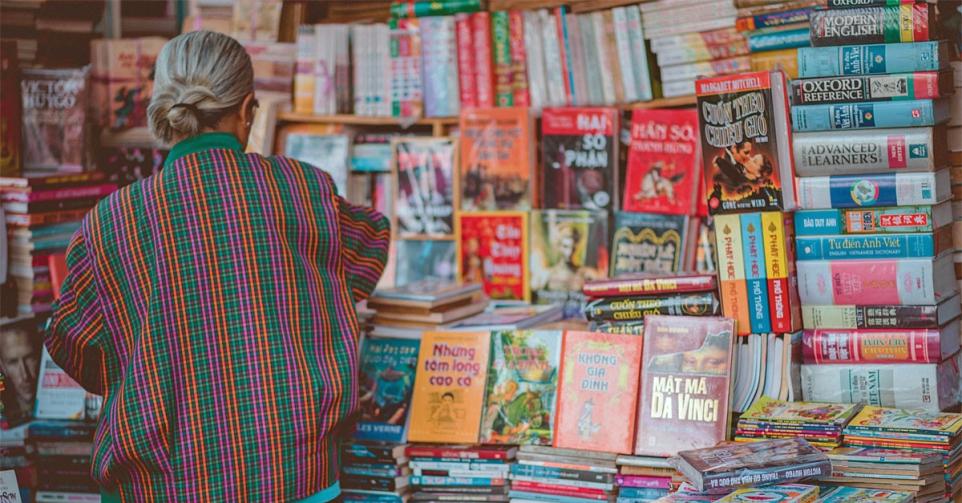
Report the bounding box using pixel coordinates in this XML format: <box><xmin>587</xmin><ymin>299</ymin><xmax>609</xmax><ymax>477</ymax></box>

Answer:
<box><xmin>455</xmin><ymin>14</ymin><xmax>478</xmax><ymax>109</ymax></box>
<box><xmin>803</xmin><ymin>321</ymin><xmax>960</xmax><ymax>364</ymax></box>
<box><xmin>472</xmin><ymin>12</ymin><xmax>495</xmax><ymax>108</ymax></box>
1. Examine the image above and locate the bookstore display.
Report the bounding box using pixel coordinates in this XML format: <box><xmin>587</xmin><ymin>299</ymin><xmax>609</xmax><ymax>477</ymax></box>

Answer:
<box><xmin>4</xmin><ymin>0</ymin><xmax>962</xmax><ymax>502</ymax></box>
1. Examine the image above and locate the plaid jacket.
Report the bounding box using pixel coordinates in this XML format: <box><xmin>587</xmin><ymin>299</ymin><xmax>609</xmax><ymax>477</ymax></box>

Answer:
<box><xmin>45</xmin><ymin>133</ymin><xmax>390</xmax><ymax>502</ymax></box>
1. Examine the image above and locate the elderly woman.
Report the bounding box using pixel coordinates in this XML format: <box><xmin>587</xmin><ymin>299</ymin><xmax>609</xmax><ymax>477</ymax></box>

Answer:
<box><xmin>44</xmin><ymin>30</ymin><xmax>390</xmax><ymax>502</ymax></box>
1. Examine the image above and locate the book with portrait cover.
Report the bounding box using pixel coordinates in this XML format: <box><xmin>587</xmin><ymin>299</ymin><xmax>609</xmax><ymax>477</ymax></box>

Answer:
<box><xmin>393</xmin><ymin>137</ymin><xmax>457</xmax><ymax>238</ymax></box>
<box><xmin>696</xmin><ymin>71</ymin><xmax>797</xmax><ymax>214</ymax></box>
<box><xmin>480</xmin><ymin>330</ymin><xmax>562</xmax><ymax>446</ymax></box>
<box><xmin>529</xmin><ymin>210</ymin><xmax>608</xmax><ymax>317</ymax></box>
<box><xmin>354</xmin><ymin>337</ymin><xmax>420</xmax><ymax>443</ymax></box>
<box><xmin>622</xmin><ymin>108</ymin><xmax>701</xmax><ymax>215</ymax></box>
<box><xmin>554</xmin><ymin>330</ymin><xmax>644</xmax><ymax>454</ymax></box>
<box><xmin>610</xmin><ymin>212</ymin><xmax>690</xmax><ymax>277</ymax></box>
<box><xmin>457</xmin><ymin>211</ymin><xmax>529</xmax><ymax>302</ymax></box>
<box><xmin>460</xmin><ymin>107</ymin><xmax>535</xmax><ymax>211</ymax></box>
<box><xmin>540</xmin><ymin>107</ymin><xmax>619</xmax><ymax>211</ymax></box>
<box><xmin>21</xmin><ymin>67</ymin><xmax>89</xmax><ymax>173</ymax></box>
<box><xmin>635</xmin><ymin>316</ymin><xmax>735</xmax><ymax>457</ymax></box>
<box><xmin>407</xmin><ymin>331</ymin><xmax>492</xmax><ymax>444</ymax></box>
<box><xmin>284</xmin><ymin>132</ymin><xmax>350</xmax><ymax>197</ymax></box>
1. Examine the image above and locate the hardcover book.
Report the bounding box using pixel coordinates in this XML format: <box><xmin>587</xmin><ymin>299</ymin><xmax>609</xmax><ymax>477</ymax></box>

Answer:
<box><xmin>460</xmin><ymin>107</ymin><xmax>535</xmax><ymax>211</ymax></box>
<box><xmin>407</xmin><ymin>331</ymin><xmax>492</xmax><ymax>444</ymax></box>
<box><xmin>795</xmin><ymin>227</ymin><xmax>952</xmax><ymax>260</ymax></box>
<box><xmin>21</xmin><ymin>68</ymin><xmax>89</xmax><ymax>173</ymax></box>
<box><xmin>529</xmin><ymin>210</ymin><xmax>608</xmax><ymax>317</ymax></box>
<box><xmin>790</xmin><ymin>72</ymin><xmax>953</xmax><ymax>105</ymax></box>
<box><xmin>635</xmin><ymin>316</ymin><xmax>735</xmax><ymax>457</ymax></box>
<box><xmin>610</xmin><ymin>212</ymin><xmax>689</xmax><ymax>277</ymax></box>
<box><xmin>797</xmin><ymin>41</ymin><xmax>948</xmax><ymax>78</ymax></box>
<box><xmin>355</xmin><ymin>337</ymin><xmax>420</xmax><ymax>443</ymax></box>
<box><xmin>791</xmin><ymin>99</ymin><xmax>949</xmax><ymax>132</ymax></box>
<box><xmin>480</xmin><ymin>330</ymin><xmax>562</xmax><ymax>445</ymax></box>
<box><xmin>622</xmin><ymin>108</ymin><xmax>702</xmax><ymax>215</ymax></box>
<box><xmin>457</xmin><ymin>212</ymin><xmax>529</xmax><ymax>302</ymax></box>
<box><xmin>795</xmin><ymin>254</ymin><xmax>958</xmax><ymax>306</ymax></box>
<box><xmin>674</xmin><ymin>438</ymin><xmax>831</xmax><ymax>492</ymax></box>
<box><xmin>554</xmin><ymin>330</ymin><xmax>644</xmax><ymax>454</ymax></box>
<box><xmin>801</xmin><ymin>295</ymin><xmax>962</xmax><ymax>330</ymax></box>
<box><xmin>802</xmin><ymin>320</ymin><xmax>961</xmax><ymax>364</ymax></box>
<box><xmin>796</xmin><ymin>169</ymin><xmax>951</xmax><ymax>209</ymax></box>
<box><xmin>393</xmin><ymin>137</ymin><xmax>457</xmax><ymax>239</ymax></box>
<box><xmin>696</xmin><ymin>71</ymin><xmax>797</xmax><ymax>214</ymax></box>
<box><xmin>540</xmin><ymin>107</ymin><xmax>619</xmax><ymax>210</ymax></box>
<box><xmin>794</xmin><ymin>202</ymin><xmax>953</xmax><ymax>236</ymax></box>
<box><xmin>809</xmin><ymin>5</ymin><xmax>934</xmax><ymax>47</ymax></box>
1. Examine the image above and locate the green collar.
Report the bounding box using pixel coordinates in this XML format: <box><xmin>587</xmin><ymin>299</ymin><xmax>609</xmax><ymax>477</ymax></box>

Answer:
<box><xmin>164</xmin><ymin>132</ymin><xmax>244</xmax><ymax>168</ymax></box>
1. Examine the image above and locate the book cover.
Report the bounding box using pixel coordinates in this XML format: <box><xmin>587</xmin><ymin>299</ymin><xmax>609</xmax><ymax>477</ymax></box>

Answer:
<box><xmin>797</xmin><ymin>41</ymin><xmax>948</xmax><ymax>78</ymax></box>
<box><xmin>797</xmin><ymin>169</ymin><xmax>951</xmax><ymax>209</ymax></box>
<box><xmin>795</xmin><ymin>229</ymin><xmax>951</xmax><ymax>260</ymax></box>
<box><xmin>750</xmin><ymin>48</ymin><xmax>800</xmax><ymax>80</ymax></box>
<box><xmin>395</xmin><ymin>239</ymin><xmax>457</xmax><ymax>286</ymax></box>
<box><xmin>0</xmin><ymin>41</ymin><xmax>19</xmax><ymax>177</ymax></box>
<box><xmin>420</xmin><ymin>16</ymin><xmax>460</xmax><ymax>118</ymax></box>
<box><xmin>540</xmin><ymin>107</ymin><xmax>619</xmax><ymax>210</ymax></box>
<box><xmin>585</xmin><ymin>293</ymin><xmax>722</xmax><ymax>322</ymax></box>
<box><xmin>284</xmin><ymin>133</ymin><xmax>350</xmax><ymax>198</ymax></box>
<box><xmin>610</xmin><ymin>212</ymin><xmax>689</xmax><ymax>277</ymax></box>
<box><xmin>713</xmin><ymin>214</ymin><xmax>751</xmax><ymax>335</ymax></box>
<box><xmin>790</xmin><ymin>72</ymin><xmax>952</xmax><ymax>105</ymax></box>
<box><xmin>635</xmin><ymin>316</ymin><xmax>735</xmax><ymax>457</ymax></box>
<box><xmin>457</xmin><ymin>212</ymin><xmax>529</xmax><ymax>302</ymax></box>
<box><xmin>809</xmin><ymin>5</ymin><xmax>933</xmax><ymax>47</ymax></box>
<box><xmin>802</xmin><ymin>322</ymin><xmax>960</xmax><ymax>364</ymax></box>
<box><xmin>796</xmin><ymin>254</ymin><xmax>957</xmax><ymax>305</ymax></box>
<box><xmin>529</xmin><ymin>210</ymin><xmax>608</xmax><ymax>317</ymax></box>
<box><xmin>393</xmin><ymin>137</ymin><xmax>457</xmax><ymax>239</ymax></box>
<box><xmin>676</xmin><ymin>438</ymin><xmax>831</xmax><ymax>492</ymax></box>
<box><xmin>844</xmin><ymin>405</ymin><xmax>962</xmax><ymax>435</ymax></box>
<box><xmin>407</xmin><ymin>331</ymin><xmax>492</xmax><ymax>444</ymax></box>
<box><xmin>741</xmin><ymin>212</ymin><xmax>772</xmax><ymax>334</ymax></box>
<box><xmin>460</xmin><ymin>107</ymin><xmax>534</xmax><ymax>211</ymax></box>
<box><xmin>480</xmin><ymin>330</ymin><xmax>562</xmax><ymax>445</ymax></box>
<box><xmin>791</xmin><ymin>99</ymin><xmax>948</xmax><ymax>131</ymax></box>
<box><xmin>622</xmin><ymin>108</ymin><xmax>701</xmax><ymax>215</ymax></box>
<box><xmin>716</xmin><ymin>484</ymin><xmax>819</xmax><ymax>503</ymax></box>
<box><xmin>737</xmin><ymin>7</ymin><xmax>814</xmax><ymax>31</ymax></box>
<box><xmin>89</xmin><ymin>38</ymin><xmax>164</xmax><ymax>131</ymax></box>
<box><xmin>696</xmin><ymin>71</ymin><xmax>796</xmax><ymax>214</ymax></box>
<box><xmin>801</xmin><ymin>297</ymin><xmax>961</xmax><ymax>330</ymax></box>
<box><xmin>740</xmin><ymin>396</ymin><xmax>860</xmax><ymax>426</ymax></box>
<box><xmin>21</xmin><ymin>68</ymin><xmax>88</xmax><ymax>173</ymax></box>
<box><xmin>33</xmin><ymin>348</ymin><xmax>87</xmax><ymax>421</ymax></box>
<box><xmin>355</xmin><ymin>337</ymin><xmax>420</xmax><ymax>443</ymax></box>
<box><xmin>747</xmin><ymin>25</ymin><xmax>811</xmax><ymax>53</ymax></box>
<box><xmin>794</xmin><ymin>203</ymin><xmax>952</xmax><ymax>236</ymax></box>
<box><xmin>554</xmin><ymin>330</ymin><xmax>644</xmax><ymax>454</ymax></box>
<box><xmin>816</xmin><ymin>487</ymin><xmax>912</xmax><ymax>502</ymax></box>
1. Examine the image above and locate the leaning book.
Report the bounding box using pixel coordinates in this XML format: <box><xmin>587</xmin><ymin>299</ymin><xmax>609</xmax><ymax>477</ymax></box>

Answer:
<box><xmin>354</xmin><ymin>337</ymin><xmax>420</xmax><ymax>443</ymax></box>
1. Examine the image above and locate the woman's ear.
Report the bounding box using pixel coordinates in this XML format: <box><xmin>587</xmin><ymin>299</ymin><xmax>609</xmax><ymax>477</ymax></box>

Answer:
<box><xmin>239</xmin><ymin>92</ymin><xmax>256</xmax><ymax>128</ymax></box>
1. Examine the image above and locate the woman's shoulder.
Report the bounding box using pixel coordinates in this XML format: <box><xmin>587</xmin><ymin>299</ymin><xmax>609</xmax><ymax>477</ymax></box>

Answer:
<box><xmin>248</xmin><ymin>152</ymin><xmax>342</xmax><ymax>195</ymax></box>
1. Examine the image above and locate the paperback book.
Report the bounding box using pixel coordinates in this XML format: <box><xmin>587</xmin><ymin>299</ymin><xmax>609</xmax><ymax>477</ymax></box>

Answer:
<box><xmin>394</xmin><ymin>239</ymin><xmax>456</xmax><ymax>286</ymax></box>
<box><xmin>674</xmin><ymin>438</ymin><xmax>831</xmax><ymax>492</ymax></box>
<box><xmin>460</xmin><ymin>107</ymin><xmax>535</xmax><ymax>211</ymax></box>
<box><xmin>610</xmin><ymin>212</ymin><xmax>690</xmax><ymax>277</ymax></box>
<box><xmin>355</xmin><ymin>337</ymin><xmax>420</xmax><ymax>443</ymax></box>
<box><xmin>393</xmin><ymin>137</ymin><xmax>457</xmax><ymax>238</ymax></box>
<box><xmin>457</xmin><ymin>212</ymin><xmax>529</xmax><ymax>301</ymax></box>
<box><xmin>583</xmin><ymin>273</ymin><xmax>718</xmax><ymax>298</ymax></box>
<box><xmin>540</xmin><ymin>107</ymin><xmax>619</xmax><ymax>210</ymax></box>
<box><xmin>21</xmin><ymin>67</ymin><xmax>89</xmax><ymax>173</ymax></box>
<box><xmin>529</xmin><ymin>210</ymin><xmax>608</xmax><ymax>317</ymax></box>
<box><xmin>284</xmin><ymin>132</ymin><xmax>350</xmax><ymax>197</ymax></box>
<box><xmin>716</xmin><ymin>484</ymin><xmax>819</xmax><ymax>502</ymax></box>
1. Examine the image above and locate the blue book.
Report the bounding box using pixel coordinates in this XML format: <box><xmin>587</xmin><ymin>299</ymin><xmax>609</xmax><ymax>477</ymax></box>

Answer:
<box><xmin>740</xmin><ymin>213</ymin><xmax>771</xmax><ymax>333</ymax></box>
<box><xmin>797</xmin><ymin>170</ymin><xmax>951</xmax><ymax>209</ymax></box>
<box><xmin>791</xmin><ymin>99</ymin><xmax>949</xmax><ymax>131</ymax></box>
<box><xmin>510</xmin><ymin>490</ymin><xmax>603</xmax><ymax>503</ymax></box>
<box><xmin>342</xmin><ymin>492</ymin><xmax>405</xmax><ymax>503</ymax></box>
<box><xmin>796</xmin><ymin>233</ymin><xmax>942</xmax><ymax>260</ymax></box>
<box><xmin>618</xmin><ymin>487</ymin><xmax>670</xmax><ymax>499</ymax></box>
<box><xmin>410</xmin><ymin>476</ymin><xmax>502</xmax><ymax>487</ymax></box>
<box><xmin>353</xmin><ymin>338</ymin><xmax>419</xmax><ymax>443</ymax></box>
<box><xmin>798</xmin><ymin>41</ymin><xmax>948</xmax><ymax>78</ymax></box>
<box><xmin>747</xmin><ymin>26</ymin><xmax>811</xmax><ymax>52</ymax></box>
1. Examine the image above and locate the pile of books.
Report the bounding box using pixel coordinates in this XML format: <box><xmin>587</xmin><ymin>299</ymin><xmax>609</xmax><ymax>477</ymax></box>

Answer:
<box><xmin>28</xmin><ymin>420</ymin><xmax>99</xmax><ymax>501</ymax></box>
<box><xmin>790</xmin><ymin>2</ymin><xmax>961</xmax><ymax>412</ymax></box>
<box><xmin>366</xmin><ymin>280</ymin><xmax>488</xmax><ymax>339</ymax></box>
<box><xmin>508</xmin><ymin>446</ymin><xmax>617</xmax><ymax>502</ymax></box>
<box><xmin>340</xmin><ymin>442</ymin><xmax>411</xmax><ymax>502</ymax></box>
<box><xmin>736</xmin><ymin>0</ymin><xmax>817</xmax><ymax>80</ymax></box>
<box><xmin>0</xmin><ymin>421</ymin><xmax>30</xmax><ymax>500</ymax></box>
<box><xmin>824</xmin><ymin>447</ymin><xmax>946</xmax><ymax>501</ymax></box>
<box><xmin>950</xmin><ymin>61</ymin><xmax>962</xmax><ymax>289</ymax></box>
<box><xmin>614</xmin><ymin>454</ymin><xmax>683</xmax><ymax>502</ymax></box>
<box><xmin>734</xmin><ymin>397</ymin><xmax>859</xmax><ymax>450</ymax></box>
<box><xmin>835</xmin><ymin>405</ymin><xmax>962</xmax><ymax>500</ymax></box>
<box><xmin>406</xmin><ymin>444</ymin><xmax>514</xmax><ymax>502</ymax></box>
<box><xmin>581</xmin><ymin>273</ymin><xmax>720</xmax><ymax>335</ymax></box>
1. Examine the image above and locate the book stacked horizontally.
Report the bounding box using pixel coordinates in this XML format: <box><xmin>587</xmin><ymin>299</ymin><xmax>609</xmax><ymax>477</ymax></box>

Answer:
<box><xmin>406</xmin><ymin>444</ymin><xmax>514</xmax><ymax>502</ymax></box>
<box><xmin>822</xmin><ymin>447</ymin><xmax>946</xmax><ymax>502</ymax></box>
<box><xmin>509</xmin><ymin>446</ymin><xmax>618</xmax><ymax>502</ymax></box>
<box><xmin>836</xmin><ymin>405</ymin><xmax>962</xmax><ymax>500</ymax></box>
<box><xmin>735</xmin><ymin>0</ymin><xmax>822</xmax><ymax>80</ymax></box>
<box><xmin>581</xmin><ymin>273</ymin><xmax>720</xmax><ymax>335</ymax></box>
<box><xmin>340</xmin><ymin>442</ymin><xmax>411</xmax><ymax>502</ymax></box>
<box><xmin>28</xmin><ymin>420</ymin><xmax>99</xmax><ymax>501</ymax></box>
<box><xmin>734</xmin><ymin>397</ymin><xmax>860</xmax><ymax>450</ymax></box>
<box><xmin>366</xmin><ymin>280</ymin><xmax>489</xmax><ymax>339</ymax></box>
<box><xmin>950</xmin><ymin>61</ymin><xmax>962</xmax><ymax>289</ymax></box>
<box><xmin>790</xmin><ymin>1</ymin><xmax>961</xmax><ymax>413</ymax></box>
<box><xmin>716</xmin><ymin>483</ymin><xmax>820</xmax><ymax>502</ymax></box>
<box><xmin>815</xmin><ymin>485</ymin><xmax>913</xmax><ymax>502</ymax></box>
<box><xmin>615</xmin><ymin>454</ymin><xmax>685</xmax><ymax>502</ymax></box>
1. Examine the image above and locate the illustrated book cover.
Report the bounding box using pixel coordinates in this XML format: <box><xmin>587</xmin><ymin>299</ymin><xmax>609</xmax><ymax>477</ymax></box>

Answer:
<box><xmin>460</xmin><ymin>107</ymin><xmax>535</xmax><ymax>211</ymax></box>
<box><xmin>355</xmin><ymin>337</ymin><xmax>420</xmax><ymax>443</ymax></box>
<box><xmin>610</xmin><ymin>212</ymin><xmax>691</xmax><ymax>277</ymax></box>
<box><xmin>623</xmin><ymin>108</ymin><xmax>702</xmax><ymax>215</ymax></box>
<box><xmin>540</xmin><ymin>107</ymin><xmax>620</xmax><ymax>211</ymax></box>
<box><xmin>393</xmin><ymin>137</ymin><xmax>457</xmax><ymax>238</ymax></box>
<box><xmin>529</xmin><ymin>210</ymin><xmax>608</xmax><ymax>317</ymax></box>
<box><xmin>457</xmin><ymin>211</ymin><xmax>529</xmax><ymax>302</ymax></box>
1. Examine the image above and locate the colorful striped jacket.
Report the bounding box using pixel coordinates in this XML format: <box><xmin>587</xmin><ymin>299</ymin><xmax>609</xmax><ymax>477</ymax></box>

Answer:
<box><xmin>45</xmin><ymin>132</ymin><xmax>390</xmax><ymax>502</ymax></box>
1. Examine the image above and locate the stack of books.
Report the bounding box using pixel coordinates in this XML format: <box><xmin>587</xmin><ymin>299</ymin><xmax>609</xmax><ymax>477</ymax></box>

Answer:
<box><xmin>950</xmin><ymin>61</ymin><xmax>962</xmax><ymax>288</ymax></box>
<box><xmin>28</xmin><ymin>420</ymin><xmax>99</xmax><ymax>501</ymax></box>
<box><xmin>509</xmin><ymin>446</ymin><xmax>617</xmax><ymax>503</ymax></box>
<box><xmin>791</xmin><ymin>11</ymin><xmax>960</xmax><ymax>411</ymax></box>
<box><xmin>406</xmin><ymin>444</ymin><xmax>514</xmax><ymax>502</ymax></box>
<box><xmin>581</xmin><ymin>273</ymin><xmax>720</xmax><ymax>335</ymax></box>
<box><xmin>340</xmin><ymin>442</ymin><xmax>411</xmax><ymax>502</ymax></box>
<box><xmin>0</xmin><ymin>422</ymin><xmax>30</xmax><ymax>500</ymax></box>
<box><xmin>442</xmin><ymin>303</ymin><xmax>563</xmax><ymax>332</ymax></box>
<box><xmin>816</xmin><ymin>486</ymin><xmax>913</xmax><ymax>502</ymax></box>
<box><xmin>614</xmin><ymin>454</ymin><xmax>683</xmax><ymax>502</ymax></box>
<box><xmin>736</xmin><ymin>0</ymin><xmax>818</xmax><ymax>79</ymax></box>
<box><xmin>734</xmin><ymin>397</ymin><xmax>859</xmax><ymax>450</ymax></box>
<box><xmin>823</xmin><ymin>447</ymin><xmax>945</xmax><ymax>501</ymax></box>
<box><xmin>366</xmin><ymin>280</ymin><xmax>488</xmax><ymax>339</ymax></box>
<box><xmin>837</xmin><ymin>405</ymin><xmax>962</xmax><ymax>500</ymax></box>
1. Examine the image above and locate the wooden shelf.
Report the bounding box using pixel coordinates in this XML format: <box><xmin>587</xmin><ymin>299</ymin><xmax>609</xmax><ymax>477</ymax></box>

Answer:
<box><xmin>277</xmin><ymin>112</ymin><xmax>458</xmax><ymax>129</ymax></box>
<box><xmin>628</xmin><ymin>95</ymin><xmax>697</xmax><ymax>109</ymax></box>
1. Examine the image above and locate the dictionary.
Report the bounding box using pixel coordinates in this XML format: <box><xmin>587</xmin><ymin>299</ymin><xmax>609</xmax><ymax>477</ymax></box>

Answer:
<box><xmin>796</xmin><ymin>254</ymin><xmax>958</xmax><ymax>305</ymax></box>
<box><xmin>794</xmin><ymin>202</ymin><xmax>954</xmax><ymax>236</ymax></box>
<box><xmin>797</xmin><ymin>169</ymin><xmax>951</xmax><ymax>209</ymax></box>
<box><xmin>746</xmin><ymin>24</ymin><xmax>812</xmax><ymax>53</ymax></box>
<box><xmin>802</xmin><ymin>320</ymin><xmax>961</xmax><ymax>364</ymax></box>
<box><xmin>791</xmin><ymin>99</ymin><xmax>950</xmax><ymax>131</ymax></box>
<box><xmin>809</xmin><ymin>5</ymin><xmax>936</xmax><ymax>47</ymax></box>
<box><xmin>801</xmin><ymin>294</ymin><xmax>962</xmax><ymax>329</ymax></box>
<box><xmin>793</xmin><ymin>127</ymin><xmax>946</xmax><ymax>177</ymax></box>
<box><xmin>794</xmin><ymin>226</ymin><xmax>953</xmax><ymax>260</ymax></box>
<box><xmin>797</xmin><ymin>41</ymin><xmax>949</xmax><ymax>78</ymax></box>
<box><xmin>790</xmin><ymin>72</ymin><xmax>953</xmax><ymax>105</ymax></box>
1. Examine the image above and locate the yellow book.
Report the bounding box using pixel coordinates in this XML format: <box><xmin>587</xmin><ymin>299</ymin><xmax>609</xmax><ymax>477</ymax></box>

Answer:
<box><xmin>713</xmin><ymin>214</ymin><xmax>750</xmax><ymax>335</ymax></box>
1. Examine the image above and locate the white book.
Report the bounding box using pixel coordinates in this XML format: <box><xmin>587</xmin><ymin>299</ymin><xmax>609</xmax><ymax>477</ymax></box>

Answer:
<box><xmin>539</xmin><ymin>9</ymin><xmax>567</xmax><ymax>107</ymax></box>
<box><xmin>523</xmin><ymin>10</ymin><xmax>547</xmax><ymax>113</ymax></box>
<box><xmin>312</xmin><ymin>25</ymin><xmax>336</xmax><ymax>115</ymax></box>
<box><xmin>645</xmin><ymin>17</ymin><xmax>737</xmax><ymax>40</ymax></box>
<box><xmin>641</xmin><ymin>0</ymin><xmax>723</xmax><ymax>14</ymax></box>
<box><xmin>34</xmin><ymin>348</ymin><xmax>87</xmax><ymax>420</ymax></box>
<box><xmin>624</xmin><ymin>5</ymin><xmax>653</xmax><ymax>102</ymax></box>
<box><xmin>578</xmin><ymin>14</ymin><xmax>602</xmax><ymax>106</ymax></box>
<box><xmin>592</xmin><ymin>12</ymin><xmax>616</xmax><ymax>105</ymax></box>
<box><xmin>662</xmin><ymin>78</ymin><xmax>694</xmax><ymax>98</ymax></box>
<box><xmin>612</xmin><ymin>7</ymin><xmax>638</xmax><ymax>102</ymax></box>
<box><xmin>294</xmin><ymin>25</ymin><xmax>315</xmax><ymax>115</ymax></box>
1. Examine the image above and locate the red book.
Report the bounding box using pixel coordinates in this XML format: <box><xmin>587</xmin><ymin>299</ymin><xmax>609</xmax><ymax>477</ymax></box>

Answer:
<box><xmin>511</xmin><ymin>480</ymin><xmax>609</xmax><ymax>500</ymax></box>
<box><xmin>508</xmin><ymin>10</ymin><xmax>529</xmax><ymax>107</ymax></box>
<box><xmin>582</xmin><ymin>273</ymin><xmax>717</xmax><ymax>298</ymax></box>
<box><xmin>623</xmin><ymin>108</ymin><xmax>701</xmax><ymax>215</ymax></box>
<box><xmin>455</xmin><ymin>14</ymin><xmax>478</xmax><ymax>109</ymax></box>
<box><xmin>554</xmin><ymin>330</ymin><xmax>643</xmax><ymax>454</ymax></box>
<box><xmin>5</xmin><ymin>183</ymin><xmax>118</xmax><ymax>203</ymax></box>
<box><xmin>540</xmin><ymin>107</ymin><xmax>619</xmax><ymax>210</ymax></box>
<box><xmin>471</xmin><ymin>12</ymin><xmax>495</xmax><ymax>109</ymax></box>
<box><xmin>404</xmin><ymin>444</ymin><xmax>517</xmax><ymax>460</ymax></box>
<box><xmin>49</xmin><ymin>253</ymin><xmax>67</xmax><ymax>299</ymax></box>
<box><xmin>802</xmin><ymin>322</ymin><xmax>960</xmax><ymax>364</ymax></box>
<box><xmin>635</xmin><ymin>316</ymin><xmax>735</xmax><ymax>457</ymax></box>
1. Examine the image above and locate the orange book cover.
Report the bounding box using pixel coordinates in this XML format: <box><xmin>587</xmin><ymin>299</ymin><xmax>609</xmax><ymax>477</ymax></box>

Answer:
<box><xmin>457</xmin><ymin>211</ymin><xmax>529</xmax><ymax>301</ymax></box>
<box><xmin>407</xmin><ymin>331</ymin><xmax>492</xmax><ymax>444</ymax></box>
<box><xmin>459</xmin><ymin>107</ymin><xmax>535</xmax><ymax>211</ymax></box>
<box><xmin>554</xmin><ymin>330</ymin><xmax>643</xmax><ymax>454</ymax></box>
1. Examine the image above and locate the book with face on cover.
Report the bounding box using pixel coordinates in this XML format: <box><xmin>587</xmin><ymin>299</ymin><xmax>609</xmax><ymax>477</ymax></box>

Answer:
<box><xmin>540</xmin><ymin>107</ymin><xmax>619</xmax><ymax>211</ymax></box>
<box><xmin>21</xmin><ymin>67</ymin><xmax>89</xmax><ymax>174</ymax></box>
<box><xmin>623</xmin><ymin>108</ymin><xmax>701</xmax><ymax>215</ymax></box>
<box><xmin>393</xmin><ymin>137</ymin><xmax>457</xmax><ymax>239</ymax></box>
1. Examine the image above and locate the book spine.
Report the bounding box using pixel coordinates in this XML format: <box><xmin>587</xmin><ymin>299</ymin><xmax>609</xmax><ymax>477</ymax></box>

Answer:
<box><xmin>656</xmin><ymin>41</ymin><xmax>751</xmax><ymax>66</ymax></box>
<box><xmin>405</xmin><ymin>447</ymin><xmax>510</xmax><ymax>460</ymax></box>
<box><xmin>411</xmin><ymin>476</ymin><xmax>506</xmax><ymax>487</ymax></box>
<box><xmin>793</xmin><ymin>128</ymin><xmax>939</xmax><ymax>176</ymax></box>
<box><xmin>660</xmin><ymin>57</ymin><xmax>753</xmax><ymax>83</ymax></box>
<box><xmin>798</xmin><ymin>170</ymin><xmax>949</xmax><ymax>209</ymax></box>
<box><xmin>593</xmin><ymin>12</ymin><xmax>616</xmax><ymax>105</ymax></box>
<box><xmin>625</xmin><ymin>6</ymin><xmax>653</xmax><ymax>102</ymax></box>
<box><xmin>797</xmin><ymin>41</ymin><xmax>944</xmax><ymax>78</ymax></box>
<box><xmin>747</xmin><ymin>26</ymin><xmax>811</xmax><ymax>52</ymax></box>
<box><xmin>802</xmin><ymin>304</ymin><xmax>941</xmax><ymax>329</ymax></box>
<box><xmin>794</xmin><ymin>206</ymin><xmax>940</xmax><ymax>235</ymax></box>
<box><xmin>582</xmin><ymin>275</ymin><xmax>717</xmax><ymax>297</ymax></box>
<box><xmin>714</xmin><ymin>214</ymin><xmax>752</xmax><ymax>335</ymax></box>
<box><xmin>455</xmin><ymin>14</ymin><xmax>478</xmax><ymax>109</ymax></box>
<box><xmin>511</xmin><ymin>464</ymin><xmax>613</xmax><ymax>483</ymax></box>
<box><xmin>790</xmin><ymin>72</ymin><xmax>949</xmax><ymax>105</ymax></box>
<box><xmin>389</xmin><ymin>0</ymin><xmax>482</xmax><ymax>18</ymax></box>
<box><xmin>796</xmin><ymin>232</ymin><xmax>943</xmax><ymax>260</ymax></box>
<box><xmin>826</xmin><ymin>0</ymin><xmax>916</xmax><ymax>7</ymax></box>
<box><xmin>294</xmin><ymin>26</ymin><xmax>315</xmax><ymax>114</ymax></box>
<box><xmin>650</xmin><ymin>27</ymin><xmax>745</xmax><ymax>53</ymax></box>
<box><xmin>566</xmin><ymin>13</ymin><xmax>587</xmax><ymax>105</ymax></box>
<box><xmin>736</xmin><ymin>7</ymin><xmax>813</xmax><ymax>31</ymax></box>
<box><xmin>702</xmin><ymin>460</ymin><xmax>831</xmax><ymax>491</ymax></box>
<box><xmin>791</xmin><ymin>99</ymin><xmax>941</xmax><ymax>131</ymax></box>
<box><xmin>803</xmin><ymin>328</ymin><xmax>942</xmax><ymax>363</ymax></box>
<box><xmin>810</xmin><ymin>5</ymin><xmax>931</xmax><ymax>47</ymax></box>
<box><xmin>761</xmin><ymin>211</ymin><xmax>797</xmax><ymax>334</ymax></box>
<box><xmin>491</xmin><ymin>11</ymin><xmax>513</xmax><ymax>107</ymax></box>
<box><xmin>742</xmin><ymin>213</ymin><xmax>772</xmax><ymax>333</ymax></box>
<box><xmin>472</xmin><ymin>12</ymin><xmax>496</xmax><ymax>108</ymax></box>
<box><xmin>583</xmin><ymin>293</ymin><xmax>721</xmax><ymax>322</ymax></box>
<box><xmin>22</xmin><ymin>184</ymin><xmax>117</xmax><ymax>202</ymax></box>
<box><xmin>796</xmin><ymin>257</ymin><xmax>944</xmax><ymax>305</ymax></box>
<box><xmin>509</xmin><ymin>11</ymin><xmax>530</xmax><ymax>107</ymax></box>
<box><xmin>556</xmin><ymin>8</ymin><xmax>575</xmax><ymax>104</ymax></box>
